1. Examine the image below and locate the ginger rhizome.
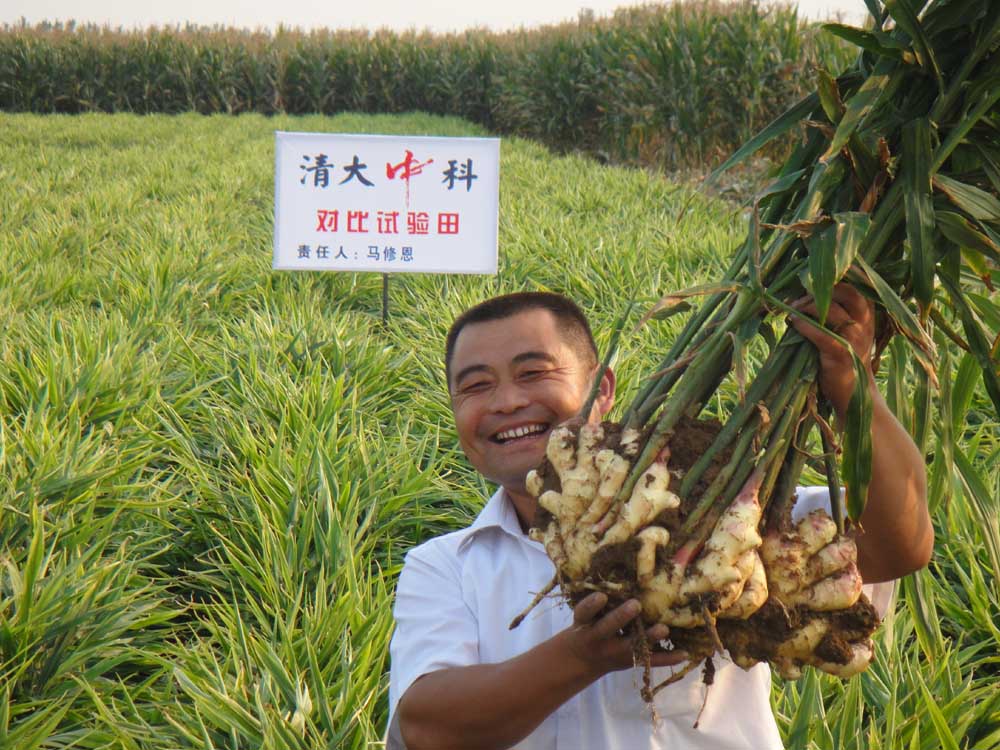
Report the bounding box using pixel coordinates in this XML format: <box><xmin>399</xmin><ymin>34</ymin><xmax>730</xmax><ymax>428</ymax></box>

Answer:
<box><xmin>514</xmin><ymin>420</ymin><xmax>875</xmax><ymax>693</ymax></box>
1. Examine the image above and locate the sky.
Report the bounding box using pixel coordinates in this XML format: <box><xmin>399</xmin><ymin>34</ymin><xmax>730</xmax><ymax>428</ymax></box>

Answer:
<box><xmin>4</xmin><ymin>0</ymin><xmax>867</xmax><ymax>33</ymax></box>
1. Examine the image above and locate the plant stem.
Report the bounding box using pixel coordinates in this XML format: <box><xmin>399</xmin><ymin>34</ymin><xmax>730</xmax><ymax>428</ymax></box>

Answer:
<box><xmin>579</xmin><ymin>302</ymin><xmax>634</xmax><ymax>420</ymax></box>
<box><xmin>682</xmin><ymin>381</ymin><xmax>812</xmax><ymax>556</ymax></box>
<box><xmin>681</xmin><ymin>352</ymin><xmax>813</xmax><ymax>537</ymax></box>
<box><xmin>819</xmin><ymin>402</ymin><xmax>844</xmax><ymax>534</ymax></box>
<box><xmin>763</xmin><ymin>410</ymin><xmax>814</xmax><ymax>529</ymax></box>
<box><xmin>624</xmin><ymin>299</ymin><xmax>729</xmax><ymax>429</ymax></box>
<box><xmin>677</xmin><ymin>338</ymin><xmax>799</xmax><ymax>498</ymax></box>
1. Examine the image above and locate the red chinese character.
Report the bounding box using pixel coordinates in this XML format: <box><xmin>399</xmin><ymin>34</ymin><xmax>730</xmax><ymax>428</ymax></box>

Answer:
<box><xmin>407</xmin><ymin>211</ymin><xmax>429</xmax><ymax>235</ymax></box>
<box><xmin>316</xmin><ymin>209</ymin><xmax>339</xmax><ymax>232</ymax></box>
<box><xmin>347</xmin><ymin>210</ymin><xmax>369</xmax><ymax>233</ymax></box>
<box><xmin>386</xmin><ymin>150</ymin><xmax>433</xmax><ymax>183</ymax></box>
<box><xmin>438</xmin><ymin>212</ymin><xmax>459</xmax><ymax>235</ymax></box>
<box><xmin>377</xmin><ymin>210</ymin><xmax>399</xmax><ymax>234</ymax></box>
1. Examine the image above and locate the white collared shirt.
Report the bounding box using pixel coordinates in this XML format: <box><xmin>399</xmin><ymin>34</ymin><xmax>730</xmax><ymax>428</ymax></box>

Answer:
<box><xmin>387</xmin><ymin>487</ymin><xmax>892</xmax><ymax>749</ymax></box>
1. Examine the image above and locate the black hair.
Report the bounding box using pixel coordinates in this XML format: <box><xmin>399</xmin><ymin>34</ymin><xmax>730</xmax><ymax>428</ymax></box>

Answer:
<box><xmin>444</xmin><ymin>291</ymin><xmax>598</xmax><ymax>386</ymax></box>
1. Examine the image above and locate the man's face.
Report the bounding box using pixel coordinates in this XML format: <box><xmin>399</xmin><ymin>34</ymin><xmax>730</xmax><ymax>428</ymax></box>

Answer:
<box><xmin>448</xmin><ymin>309</ymin><xmax>613</xmax><ymax>497</ymax></box>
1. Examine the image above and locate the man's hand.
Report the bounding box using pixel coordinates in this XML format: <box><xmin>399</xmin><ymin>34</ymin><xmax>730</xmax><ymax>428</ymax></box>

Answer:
<box><xmin>564</xmin><ymin>593</ymin><xmax>687</xmax><ymax>679</ymax></box>
<box><xmin>789</xmin><ymin>283</ymin><xmax>876</xmax><ymax>420</ymax></box>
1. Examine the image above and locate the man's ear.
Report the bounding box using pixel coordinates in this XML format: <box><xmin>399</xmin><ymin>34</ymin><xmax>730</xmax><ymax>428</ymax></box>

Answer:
<box><xmin>592</xmin><ymin>366</ymin><xmax>616</xmax><ymax>419</ymax></box>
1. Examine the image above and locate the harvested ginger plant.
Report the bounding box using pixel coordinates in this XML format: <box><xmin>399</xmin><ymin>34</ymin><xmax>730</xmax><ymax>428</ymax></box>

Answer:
<box><xmin>511</xmin><ymin>0</ymin><xmax>1000</xmax><ymax>699</ymax></box>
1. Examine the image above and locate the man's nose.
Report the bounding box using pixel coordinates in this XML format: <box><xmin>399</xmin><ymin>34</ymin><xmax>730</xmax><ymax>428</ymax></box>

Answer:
<box><xmin>489</xmin><ymin>379</ymin><xmax>530</xmax><ymax>413</ymax></box>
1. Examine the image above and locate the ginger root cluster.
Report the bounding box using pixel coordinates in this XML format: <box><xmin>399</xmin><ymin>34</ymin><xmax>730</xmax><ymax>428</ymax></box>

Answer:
<box><xmin>519</xmin><ymin>421</ymin><xmax>878</xmax><ymax>686</ymax></box>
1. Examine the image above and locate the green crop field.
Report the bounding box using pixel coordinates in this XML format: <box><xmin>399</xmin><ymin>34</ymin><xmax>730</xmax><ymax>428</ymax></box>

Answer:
<box><xmin>1</xmin><ymin>112</ymin><xmax>998</xmax><ymax>749</ymax></box>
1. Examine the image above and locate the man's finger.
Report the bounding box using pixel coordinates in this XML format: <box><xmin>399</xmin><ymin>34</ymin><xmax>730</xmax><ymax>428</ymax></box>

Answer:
<box><xmin>591</xmin><ymin>599</ymin><xmax>641</xmax><ymax>639</ymax></box>
<box><xmin>790</xmin><ymin>302</ymin><xmax>853</xmax><ymax>350</ymax></box>
<box><xmin>789</xmin><ymin>309</ymin><xmax>833</xmax><ymax>349</ymax></box>
<box><xmin>819</xmin><ymin>302</ymin><xmax>853</xmax><ymax>335</ymax></box>
<box><xmin>791</xmin><ymin>297</ymin><xmax>852</xmax><ymax>329</ymax></box>
<box><xmin>646</xmin><ymin>623</ymin><xmax>669</xmax><ymax>642</ymax></box>
<box><xmin>572</xmin><ymin>592</ymin><xmax>608</xmax><ymax>626</ymax></box>
<box><xmin>832</xmin><ymin>283</ymin><xmax>873</xmax><ymax>326</ymax></box>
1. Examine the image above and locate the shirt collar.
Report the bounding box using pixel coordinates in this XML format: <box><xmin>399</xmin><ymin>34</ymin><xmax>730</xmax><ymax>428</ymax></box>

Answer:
<box><xmin>458</xmin><ymin>487</ymin><xmax>537</xmax><ymax>553</ymax></box>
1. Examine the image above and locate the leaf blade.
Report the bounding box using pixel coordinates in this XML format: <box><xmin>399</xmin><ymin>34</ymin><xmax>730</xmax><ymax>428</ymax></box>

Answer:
<box><xmin>851</xmin><ymin>254</ymin><xmax>938</xmax><ymax>384</ymax></box>
<box><xmin>707</xmin><ymin>93</ymin><xmax>820</xmax><ymax>185</ymax></box>
<box><xmin>821</xmin><ymin>62</ymin><xmax>901</xmax><ymax>162</ymax></box>
<box><xmin>901</xmin><ymin>118</ymin><xmax>937</xmax><ymax>318</ymax></box>
<box><xmin>933</xmin><ymin>173</ymin><xmax>1000</xmax><ymax>222</ymax></box>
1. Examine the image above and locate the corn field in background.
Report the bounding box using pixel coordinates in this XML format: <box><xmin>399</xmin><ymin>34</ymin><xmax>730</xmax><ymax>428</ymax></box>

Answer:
<box><xmin>1</xmin><ymin>110</ymin><xmax>998</xmax><ymax>749</ymax></box>
<box><xmin>0</xmin><ymin>1</ymin><xmax>853</xmax><ymax>171</ymax></box>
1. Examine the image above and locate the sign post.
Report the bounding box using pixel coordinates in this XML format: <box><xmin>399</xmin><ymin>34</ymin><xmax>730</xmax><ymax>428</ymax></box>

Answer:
<box><xmin>273</xmin><ymin>133</ymin><xmax>500</xmax><ymax>286</ymax></box>
<box><xmin>382</xmin><ymin>272</ymin><xmax>390</xmax><ymax>327</ymax></box>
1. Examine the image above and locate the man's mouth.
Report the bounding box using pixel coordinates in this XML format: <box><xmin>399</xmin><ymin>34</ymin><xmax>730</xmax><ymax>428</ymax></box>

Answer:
<box><xmin>491</xmin><ymin>423</ymin><xmax>550</xmax><ymax>444</ymax></box>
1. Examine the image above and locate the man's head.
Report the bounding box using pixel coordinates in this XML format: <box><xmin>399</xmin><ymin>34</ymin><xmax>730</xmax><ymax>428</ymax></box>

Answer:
<box><xmin>445</xmin><ymin>292</ymin><xmax>599</xmax><ymax>386</ymax></box>
<box><xmin>445</xmin><ymin>292</ymin><xmax>615</xmax><ymax>500</ymax></box>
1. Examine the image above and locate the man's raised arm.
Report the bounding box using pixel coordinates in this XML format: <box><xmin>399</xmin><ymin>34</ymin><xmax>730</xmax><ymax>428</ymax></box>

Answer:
<box><xmin>791</xmin><ymin>284</ymin><xmax>933</xmax><ymax>583</ymax></box>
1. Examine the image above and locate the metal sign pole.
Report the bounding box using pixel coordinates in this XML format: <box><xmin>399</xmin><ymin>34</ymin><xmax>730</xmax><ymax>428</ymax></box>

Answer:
<box><xmin>382</xmin><ymin>273</ymin><xmax>390</xmax><ymax>327</ymax></box>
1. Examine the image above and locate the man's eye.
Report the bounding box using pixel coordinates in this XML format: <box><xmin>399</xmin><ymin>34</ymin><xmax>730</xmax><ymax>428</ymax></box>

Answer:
<box><xmin>520</xmin><ymin>369</ymin><xmax>548</xmax><ymax>379</ymax></box>
<box><xmin>461</xmin><ymin>381</ymin><xmax>490</xmax><ymax>393</ymax></box>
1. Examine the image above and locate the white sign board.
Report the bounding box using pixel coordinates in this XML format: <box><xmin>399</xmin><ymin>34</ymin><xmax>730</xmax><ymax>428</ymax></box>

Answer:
<box><xmin>273</xmin><ymin>132</ymin><xmax>499</xmax><ymax>274</ymax></box>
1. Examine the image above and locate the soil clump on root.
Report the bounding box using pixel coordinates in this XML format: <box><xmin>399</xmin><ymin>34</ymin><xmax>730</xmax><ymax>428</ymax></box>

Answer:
<box><xmin>668</xmin><ymin>596</ymin><xmax>878</xmax><ymax>670</ymax></box>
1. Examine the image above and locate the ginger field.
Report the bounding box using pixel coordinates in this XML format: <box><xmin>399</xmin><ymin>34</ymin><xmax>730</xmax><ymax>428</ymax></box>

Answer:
<box><xmin>0</xmin><ymin>112</ymin><xmax>998</xmax><ymax>749</ymax></box>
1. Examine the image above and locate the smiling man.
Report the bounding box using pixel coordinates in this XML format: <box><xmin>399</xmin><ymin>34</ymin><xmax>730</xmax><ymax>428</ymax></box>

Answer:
<box><xmin>386</xmin><ymin>290</ymin><xmax>932</xmax><ymax>750</ymax></box>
